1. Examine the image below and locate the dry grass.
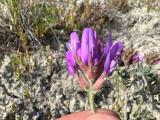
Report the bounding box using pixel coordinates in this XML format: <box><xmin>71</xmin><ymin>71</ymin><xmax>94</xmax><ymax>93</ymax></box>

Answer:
<box><xmin>108</xmin><ymin>0</ymin><xmax>128</xmax><ymax>10</ymax></box>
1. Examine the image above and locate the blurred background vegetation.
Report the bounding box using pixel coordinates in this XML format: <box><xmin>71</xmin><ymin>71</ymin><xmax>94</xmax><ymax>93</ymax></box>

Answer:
<box><xmin>0</xmin><ymin>0</ymin><xmax>159</xmax><ymax>51</ymax></box>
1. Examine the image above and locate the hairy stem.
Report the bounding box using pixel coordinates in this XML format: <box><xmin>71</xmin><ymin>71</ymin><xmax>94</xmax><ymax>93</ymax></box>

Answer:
<box><xmin>88</xmin><ymin>80</ymin><xmax>96</xmax><ymax>113</ymax></box>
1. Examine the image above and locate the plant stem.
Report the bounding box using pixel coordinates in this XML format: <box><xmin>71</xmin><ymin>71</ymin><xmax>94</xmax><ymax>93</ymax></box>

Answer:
<box><xmin>88</xmin><ymin>80</ymin><xmax>96</xmax><ymax>113</ymax></box>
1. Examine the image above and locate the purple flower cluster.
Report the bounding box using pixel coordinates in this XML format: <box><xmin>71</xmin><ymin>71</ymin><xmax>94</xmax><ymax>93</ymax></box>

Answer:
<box><xmin>131</xmin><ymin>51</ymin><xmax>143</xmax><ymax>63</ymax></box>
<box><xmin>66</xmin><ymin>28</ymin><xmax>124</xmax><ymax>91</ymax></box>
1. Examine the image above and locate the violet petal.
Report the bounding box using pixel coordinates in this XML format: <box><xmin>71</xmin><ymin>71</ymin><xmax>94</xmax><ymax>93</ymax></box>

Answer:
<box><xmin>88</xmin><ymin>28</ymin><xmax>99</xmax><ymax>65</ymax></box>
<box><xmin>81</xmin><ymin>28</ymin><xmax>89</xmax><ymax>65</ymax></box>
<box><xmin>104</xmin><ymin>52</ymin><xmax>111</xmax><ymax>75</ymax></box>
<box><xmin>66</xmin><ymin>51</ymin><xmax>75</xmax><ymax>75</ymax></box>
<box><xmin>70</xmin><ymin>32</ymin><xmax>81</xmax><ymax>52</ymax></box>
<box><xmin>110</xmin><ymin>60</ymin><xmax>117</xmax><ymax>73</ymax></box>
<box><xmin>132</xmin><ymin>51</ymin><xmax>143</xmax><ymax>63</ymax></box>
<box><xmin>104</xmin><ymin>32</ymin><xmax>112</xmax><ymax>54</ymax></box>
<box><xmin>110</xmin><ymin>42</ymin><xmax>124</xmax><ymax>60</ymax></box>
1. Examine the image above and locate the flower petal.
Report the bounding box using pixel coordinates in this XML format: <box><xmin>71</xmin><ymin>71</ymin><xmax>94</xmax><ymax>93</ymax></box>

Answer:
<box><xmin>132</xmin><ymin>51</ymin><xmax>143</xmax><ymax>63</ymax></box>
<box><xmin>110</xmin><ymin>43</ymin><xmax>119</xmax><ymax>60</ymax></box>
<box><xmin>104</xmin><ymin>52</ymin><xmax>111</xmax><ymax>75</ymax></box>
<box><xmin>104</xmin><ymin>32</ymin><xmax>112</xmax><ymax>55</ymax></box>
<box><xmin>116</xmin><ymin>42</ymin><xmax>124</xmax><ymax>56</ymax></box>
<box><xmin>110</xmin><ymin>60</ymin><xmax>117</xmax><ymax>73</ymax></box>
<box><xmin>70</xmin><ymin>32</ymin><xmax>81</xmax><ymax>52</ymax></box>
<box><xmin>89</xmin><ymin>28</ymin><xmax>96</xmax><ymax>48</ymax></box>
<box><xmin>88</xmin><ymin>28</ymin><xmax>99</xmax><ymax>65</ymax></box>
<box><xmin>66</xmin><ymin>43</ymin><xmax>73</xmax><ymax>52</ymax></box>
<box><xmin>67</xmin><ymin>65</ymin><xmax>75</xmax><ymax>75</ymax></box>
<box><xmin>66</xmin><ymin>51</ymin><xmax>75</xmax><ymax>75</ymax></box>
<box><xmin>81</xmin><ymin>28</ymin><xmax>89</xmax><ymax>65</ymax></box>
<box><xmin>110</xmin><ymin>42</ymin><xmax>124</xmax><ymax>60</ymax></box>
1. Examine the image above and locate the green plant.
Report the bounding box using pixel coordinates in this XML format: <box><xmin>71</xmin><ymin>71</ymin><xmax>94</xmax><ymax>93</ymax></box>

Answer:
<box><xmin>11</xmin><ymin>53</ymin><xmax>31</xmax><ymax>98</ymax></box>
<box><xmin>0</xmin><ymin>0</ymin><xmax>28</xmax><ymax>46</ymax></box>
<box><xmin>65</xmin><ymin>28</ymin><xmax>124</xmax><ymax>113</ymax></box>
<box><xmin>112</xmin><ymin>61</ymin><xmax>160</xmax><ymax>120</ymax></box>
<box><xmin>28</xmin><ymin>1</ymin><xmax>57</xmax><ymax>37</ymax></box>
<box><xmin>0</xmin><ymin>0</ymin><xmax>57</xmax><ymax>47</ymax></box>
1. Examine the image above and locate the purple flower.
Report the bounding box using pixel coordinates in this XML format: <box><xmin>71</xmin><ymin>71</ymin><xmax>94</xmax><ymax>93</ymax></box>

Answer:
<box><xmin>131</xmin><ymin>51</ymin><xmax>143</xmax><ymax>63</ymax></box>
<box><xmin>66</xmin><ymin>32</ymin><xmax>81</xmax><ymax>54</ymax></box>
<box><xmin>104</xmin><ymin>34</ymin><xmax>124</xmax><ymax>75</ymax></box>
<box><xmin>65</xmin><ymin>51</ymin><xmax>75</xmax><ymax>75</ymax></box>
<box><xmin>65</xmin><ymin>28</ymin><xmax>124</xmax><ymax>90</ymax></box>
<box><xmin>104</xmin><ymin>32</ymin><xmax>112</xmax><ymax>55</ymax></box>
<box><xmin>66</xmin><ymin>32</ymin><xmax>81</xmax><ymax>75</ymax></box>
<box><xmin>155</xmin><ymin>60</ymin><xmax>160</xmax><ymax>64</ymax></box>
<box><xmin>80</xmin><ymin>28</ymin><xmax>99</xmax><ymax>65</ymax></box>
<box><xmin>80</xmin><ymin>28</ymin><xmax>90</xmax><ymax>65</ymax></box>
